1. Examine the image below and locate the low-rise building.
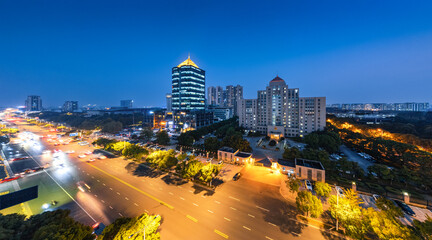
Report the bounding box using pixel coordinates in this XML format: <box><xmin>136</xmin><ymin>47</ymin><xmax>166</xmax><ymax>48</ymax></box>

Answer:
<box><xmin>218</xmin><ymin>146</ymin><xmax>254</xmax><ymax>165</ymax></box>
<box><xmin>277</xmin><ymin>158</ymin><xmax>325</xmax><ymax>182</ymax></box>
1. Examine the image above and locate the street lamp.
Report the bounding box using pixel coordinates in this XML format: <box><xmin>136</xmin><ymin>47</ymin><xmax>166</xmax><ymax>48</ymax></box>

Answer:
<box><xmin>128</xmin><ymin>215</ymin><xmax>159</xmax><ymax>240</ymax></box>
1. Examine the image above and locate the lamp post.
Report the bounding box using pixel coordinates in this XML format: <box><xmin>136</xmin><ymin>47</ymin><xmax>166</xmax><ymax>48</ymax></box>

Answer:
<box><xmin>128</xmin><ymin>215</ymin><xmax>159</xmax><ymax>240</ymax></box>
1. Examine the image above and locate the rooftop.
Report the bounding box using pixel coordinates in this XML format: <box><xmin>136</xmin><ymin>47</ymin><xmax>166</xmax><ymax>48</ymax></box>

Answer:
<box><xmin>277</xmin><ymin>158</ymin><xmax>296</xmax><ymax>168</ymax></box>
<box><xmin>235</xmin><ymin>152</ymin><xmax>252</xmax><ymax>158</ymax></box>
<box><xmin>177</xmin><ymin>57</ymin><xmax>199</xmax><ymax>68</ymax></box>
<box><xmin>296</xmin><ymin>158</ymin><xmax>324</xmax><ymax>170</ymax></box>
<box><xmin>270</xmin><ymin>75</ymin><xmax>285</xmax><ymax>84</ymax></box>
<box><xmin>218</xmin><ymin>146</ymin><xmax>236</xmax><ymax>153</ymax></box>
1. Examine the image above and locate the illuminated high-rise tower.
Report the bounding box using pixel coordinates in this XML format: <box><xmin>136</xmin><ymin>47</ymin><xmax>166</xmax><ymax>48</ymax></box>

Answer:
<box><xmin>171</xmin><ymin>56</ymin><xmax>205</xmax><ymax>112</ymax></box>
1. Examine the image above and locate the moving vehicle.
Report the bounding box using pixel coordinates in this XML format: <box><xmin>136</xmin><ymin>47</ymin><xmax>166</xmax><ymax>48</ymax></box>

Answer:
<box><xmin>394</xmin><ymin>200</ymin><xmax>416</xmax><ymax>216</ymax></box>
<box><xmin>0</xmin><ymin>176</ymin><xmax>21</xmax><ymax>184</ymax></box>
<box><xmin>92</xmin><ymin>222</ymin><xmax>106</xmax><ymax>236</ymax></box>
<box><xmin>65</xmin><ymin>150</ymin><xmax>75</xmax><ymax>154</ymax></box>
<box><xmin>84</xmin><ymin>151</ymin><xmax>92</xmax><ymax>155</ymax></box>
<box><xmin>87</xmin><ymin>159</ymin><xmax>96</xmax><ymax>163</ymax></box>
<box><xmin>10</xmin><ymin>157</ymin><xmax>29</xmax><ymax>162</ymax></box>
<box><xmin>233</xmin><ymin>172</ymin><xmax>241</xmax><ymax>181</ymax></box>
<box><xmin>77</xmin><ymin>181</ymin><xmax>91</xmax><ymax>192</ymax></box>
<box><xmin>78</xmin><ymin>154</ymin><xmax>86</xmax><ymax>158</ymax></box>
<box><xmin>305</xmin><ymin>180</ymin><xmax>313</xmax><ymax>191</ymax></box>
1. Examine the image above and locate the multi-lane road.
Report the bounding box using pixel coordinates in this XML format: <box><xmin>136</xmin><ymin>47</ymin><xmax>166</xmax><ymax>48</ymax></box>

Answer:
<box><xmin>0</xmin><ymin>122</ymin><xmax>340</xmax><ymax>240</ymax></box>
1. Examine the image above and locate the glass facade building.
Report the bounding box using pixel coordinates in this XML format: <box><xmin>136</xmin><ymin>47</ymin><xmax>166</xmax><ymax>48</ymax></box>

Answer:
<box><xmin>172</xmin><ymin>57</ymin><xmax>205</xmax><ymax>111</ymax></box>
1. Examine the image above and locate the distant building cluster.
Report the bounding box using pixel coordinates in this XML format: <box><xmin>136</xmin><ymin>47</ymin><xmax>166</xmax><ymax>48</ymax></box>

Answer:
<box><xmin>206</xmin><ymin>85</ymin><xmax>243</xmax><ymax>121</ymax></box>
<box><xmin>329</xmin><ymin>102</ymin><xmax>430</xmax><ymax>112</ymax></box>
<box><xmin>25</xmin><ymin>95</ymin><xmax>42</xmax><ymax>111</ymax></box>
<box><xmin>120</xmin><ymin>100</ymin><xmax>133</xmax><ymax>108</ymax></box>
<box><xmin>237</xmin><ymin>76</ymin><xmax>326</xmax><ymax>138</ymax></box>
<box><xmin>62</xmin><ymin>101</ymin><xmax>78</xmax><ymax>112</ymax></box>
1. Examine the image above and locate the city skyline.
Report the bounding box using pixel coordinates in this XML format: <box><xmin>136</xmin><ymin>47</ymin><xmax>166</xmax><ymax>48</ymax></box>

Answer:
<box><xmin>1</xmin><ymin>1</ymin><xmax>432</xmax><ymax>107</ymax></box>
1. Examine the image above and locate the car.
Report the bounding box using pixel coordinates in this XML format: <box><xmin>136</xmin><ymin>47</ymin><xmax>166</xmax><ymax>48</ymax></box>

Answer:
<box><xmin>87</xmin><ymin>159</ymin><xmax>96</xmax><ymax>163</ymax></box>
<box><xmin>305</xmin><ymin>180</ymin><xmax>313</xmax><ymax>191</ymax></box>
<box><xmin>206</xmin><ymin>158</ymin><xmax>212</xmax><ymax>163</ymax></box>
<box><xmin>10</xmin><ymin>157</ymin><xmax>29</xmax><ymax>162</ymax></box>
<box><xmin>78</xmin><ymin>154</ymin><xmax>86</xmax><ymax>158</ymax></box>
<box><xmin>84</xmin><ymin>151</ymin><xmax>92</xmax><ymax>155</ymax></box>
<box><xmin>92</xmin><ymin>222</ymin><xmax>106</xmax><ymax>236</ymax></box>
<box><xmin>77</xmin><ymin>181</ymin><xmax>91</xmax><ymax>192</ymax></box>
<box><xmin>218</xmin><ymin>161</ymin><xmax>223</xmax><ymax>164</ymax></box>
<box><xmin>32</xmin><ymin>166</ymin><xmax>44</xmax><ymax>172</ymax></box>
<box><xmin>0</xmin><ymin>176</ymin><xmax>21</xmax><ymax>184</ymax></box>
<box><xmin>65</xmin><ymin>150</ymin><xmax>75</xmax><ymax>154</ymax></box>
<box><xmin>372</xmin><ymin>194</ymin><xmax>381</xmax><ymax>202</ymax></box>
<box><xmin>233</xmin><ymin>172</ymin><xmax>241</xmax><ymax>181</ymax></box>
<box><xmin>394</xmin><ymin>200</ymin><xmax>416</xmax><ymax>216</ymax></box>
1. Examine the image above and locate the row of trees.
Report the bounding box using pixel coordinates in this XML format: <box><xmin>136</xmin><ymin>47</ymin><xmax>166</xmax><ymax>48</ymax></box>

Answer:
<box><xmin>303</xmin><ymin>130</ymin><xmax>342</xmax><ymax>153</ymax></box>
<box><xmin>146</xmin><ymin>150</ymin><xmax>222</xmax><ymax>185</ymax></box>
<box><xmin>0</xmin><ymin>209</ymin><xmax>161</xmax><ymax>240</ymax></box>
<box><xmin>288</xmin><ymin>177</ymin><xmax>432</xmax><ymax>240</ymax></box>
<box><xmin>204</xmin><ymin>132</ymin><xmax>252</xmax><ymax>153</ymax></box>
<box><xmin>328</xmin><ymin>119</ymin><xmax>432</xmax><ymax>191</ymax></box>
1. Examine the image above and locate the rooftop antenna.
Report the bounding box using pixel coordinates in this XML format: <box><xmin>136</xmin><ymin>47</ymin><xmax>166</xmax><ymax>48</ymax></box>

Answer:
<box><xmin>188</xmin><ymin>52</ymin><xmax>190</xmax><ymax>59</ymax></box>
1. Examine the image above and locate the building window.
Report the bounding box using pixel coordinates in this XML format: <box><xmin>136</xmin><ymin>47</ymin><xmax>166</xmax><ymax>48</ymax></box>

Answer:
<box><xmin>307</xmin><ymin>169</ymin><xmax>312</xmax><ymax>180</ymax></box>
<box><xmin>317</xmin><ymin>171</ymin><xmax>322</xmax><ymax>182</ymax></box>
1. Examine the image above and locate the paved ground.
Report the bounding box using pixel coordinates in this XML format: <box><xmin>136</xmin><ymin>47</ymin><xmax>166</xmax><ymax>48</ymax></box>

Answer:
<box><xmin>339</xmin><ymin>145</ymin><xmax>373</xmax><ymax>171</ymax></box>
<box><xmin>0</xmin><ymin>121</ymin><xmax>338</xmax><ymax>240</ymax></box>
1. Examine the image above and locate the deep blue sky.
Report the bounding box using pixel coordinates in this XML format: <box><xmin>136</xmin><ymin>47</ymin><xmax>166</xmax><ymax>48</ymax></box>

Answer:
<box><xmin>1</xmin><ymin>0</ymin><xmax>431</xmax><ymax>108</ymax></box>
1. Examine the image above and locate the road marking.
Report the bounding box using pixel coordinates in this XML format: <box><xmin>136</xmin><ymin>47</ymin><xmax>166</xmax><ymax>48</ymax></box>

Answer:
<box><xmin>178</xmin><ymin>186</ymin><xmax>183</xmax><ymax>188</ymax></box>
<box><xmin>149</xmin><ymin>183</ymin><xmax>153</xmax><ymax>186</ymax></box>
<box><xmin>144</xmin><ymin>209</ymin><xmax>149</xmax><ymax>213</ymax></box>
<box><xmin>291</xmin><ymin>232</ymin><xmax>301</xmax><ymax>237</ymax></box>
<box><xmin>87</xmin><ymin>173</ymin><xmax>89</xmax><ymax>176</ymax></box>
<box><xmin>109</xmin><ymin>187</ymin><xmax>113</xmax><ymax>190</ymax></box>
<box><xmin>180</xmin><ymin>197</ymin><xmax>185</xmax><ymax>200</ymax></box>
<box><xmin>83</xmin><ymin>162</ymin><xmax>174</xmax><ymax>209</ymax></box>
<box><xmin>214</xmin><ymin>229</ymin><xmax>228</xmax><ymax>239</ymax></box>
<box><xmin>169</xmin><ymin>192</ymin><xmax>174</xmax><ymax>195</ymax></box>
<box><xmin>208</xmin><ymin>210</ymin><xmax>214</xmax><ymax>213</ymax></box>
<box><xmin>256</xmin><ymin>205</ymin><xmax>270</xmax><ymax>212</ymax></box>
<box><xmin>229</xmin><ymin>196</ymin><xmax>240</xmax><ymax>201</ymax></box>
<box><xmin>248</xmin><ymin>214</ymin><xmax>255</xmax><ymax>218</ymax></box>
<box><xmin>159</xmin><ymin>187</ymin><xmax>163</xmax><ymax>190</ymax></box>
<box><xmin>134</xmin><ymin>203</ymin><xmax>139</xmax><ymax>206</ymax></box>
<box><xmin>268</xmin><ymin>222</ymin><xmax>277</xmax><ymax>227</ymax></box>
<box><xmin>224</xmin><ymin>217</ymin><xmax>231</xmax><ymax>221</ymax></box>
<box><xmin>230</xmin><ymin>207</ymin><xmax>237</xmax><ymax>211</ymax></box>
<box><xmin>215</xmin><ymin>200</ymin><xmax>221</xmax><ymax>204</ymax></box>
<box><xmin>101</xmin><ymin>200</ymin><xmax>105</xmax><ymax>203</ymax></box>
<box><xmin>91</xmin><ymin>176</ymin><xmax>94</xmax><ymax>179</ymax></box>
<box><xmin>243</xmin><ymin>226</ymin><xmax>251</xmax><ymax>231</ymax></box>
<box><xmin>201</xmin><ymin>195</ymin><xmax>206</xmax><ymax>198</ymax></box>
<box><xmin>94</xmin><ymin>194</ymin><xmax>98</xmax><ymax>198</ymax></box>
<box><xmin>97</xmin><ymin>180</ymin><xmax>100</xmax><ymax>182</ymax></box>
<box><xmin>186</xmin><ymin>215</ymin><xmax>198</xmax><ymax>222</ymax></box>
<box><xmin>102</xmin><ymin>183</ymin><xmax>106</xmax><ymax>186</ymax></box>
<box><xmin>193</xmin><ymin>203</ymin><xmax>199</xmax><ymax>207</ymax></box>
<box><xmin>265</xmin><ymin>236</ymin><xmax>274</xmax><ymax>240</ymax></box>
<box><xmin>117</xmin><ymin>192</ymin><xmax>121</xmax><ymax>195</ymax></box>
<box><xmin>109</xmin><ymin>206</ymin><xmax>113</xmax><ymax>209</ymax></box>
<box><xmin>125</xmin><ymin>197</ymin><xmax>129</xmax><ymax>200</ymax></box>
<box><xmin>118</xmin><ymin>213</ymin><xmax>123</xmax><ymax>217</ymax></box>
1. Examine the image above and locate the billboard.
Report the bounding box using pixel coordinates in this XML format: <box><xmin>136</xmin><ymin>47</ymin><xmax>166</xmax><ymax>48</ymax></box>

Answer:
<box><xmin>0</xmin><ymin>185</ymin><xmax>38</xmax><ymax>210</ymax></box>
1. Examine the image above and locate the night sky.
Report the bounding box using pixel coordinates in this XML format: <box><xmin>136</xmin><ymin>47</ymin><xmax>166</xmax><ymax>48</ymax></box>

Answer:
<box><xmin>1</xmin><ymin>0</ymin><xmax>431</xmax><ymax>108</ymax></box>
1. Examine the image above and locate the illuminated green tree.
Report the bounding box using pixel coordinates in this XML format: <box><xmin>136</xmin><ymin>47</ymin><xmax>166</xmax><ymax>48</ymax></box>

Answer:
<box><xmin>99</xmin><ymin>213</ymin><xmax>161</xmax><ymax>240</ymax></box>
<box><xmin>314</xmin><ymin>181</ymin><xmax>332</xmax><ymax>199</ymax></box>
<box><xmin>106</xmin><ymin>141</ymin><xmax>132</xmax><ymax>153</ymax></box>
<box><xmin>183</xmin><ymin>160</ymin><xmax>203</xmax><ymax>179</ymax></box>
<box><xmin>329</xmin><ymin>189</ymin><xmax>367</xmax><ymax>238</ymax></box>
<box><xmin>122</xmin><ymin>144</ymin><xmax>148</xmax><ymax>160</ymax></box>
<box><xmin>363</xmin><ymin>207</ymin><xmax>415</xmax><ymax>240</ymax></box>
<box><xmin>286</xmin><ymin>176</ymin><xmax>301</xmax><ymax>193</ymax></box>
<box><xmin>295</xmin><ymin>190</ymin><xmax>323</xmax><ymax>218</ymax></box>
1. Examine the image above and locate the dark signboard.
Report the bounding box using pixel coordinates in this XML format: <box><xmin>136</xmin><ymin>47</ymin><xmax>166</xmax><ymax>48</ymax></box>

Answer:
<box><xmin>0</xmin><ymin>185</ymin><xmax>38</xmax><ymax>210</ymax></box>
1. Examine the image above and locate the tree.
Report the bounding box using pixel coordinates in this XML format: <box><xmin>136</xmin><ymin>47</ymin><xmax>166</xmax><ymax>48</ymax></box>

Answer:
<box><xmin>93</xmin><ymin>138</ymin><xmax>116</xmax><ymax>148</ymax></box>
<box><xmin>413</xmin><ymin>216</ymin><xmax>432</xmax><ymax>240</ymax></box>
<box><xmin>140</xmin><ymin>128</ymin><xmax>154</xmax><ymax>142</ymax></box>
<box><xmin>183</xmin><ymin>160</ymin><xmax>203</xmax><ymax>179</ymax></box>
<box><xmin>198</xmin><ymin>163</ymin><xmax>221</xmax><ymax>185</ymax></box>
<box><xmin>329</xmin><ymin>189</ymin><xmax>367</xmax><ymax>238</ymax></box>
<box><xmin>101</xmin><ymin>121</ymin><xmax>123</xmax><ymax>133</ymax></box>
<box><xmin>295</xmin><ymin>190</ymin><xmax>323</xmax><ymax>218</ymax></box>
<box><xmin>364</xmin><ymin>207</ymin><xmax>415</xmax><ymax>240</ymax></box>
<box><xmin>314</xmin><ymin>182</ymin><xmax>331</xmax><ymax>199</ymax></box>
<box><xmin>99</xmin><ymin>213</ymin><xmax>161</xmax><ymax>240</ymax></box>
<box><xmin>122</xmin><ymin>144</ymin><xmax>148</xmax><ymax>160</ymax></box>
<box><xmin>204</xmin><ymin>137</ymin><xmax>221</xmax><ymax>152</ymax></box>
<box><xmin>375</xmin><ymin>196</ymin><xmax>403</xmax><ymax>219</ymax></box>
<box><xmin>286</xmin><ymin>176</ymin><xmax>301</xmax><ymax>193</ymax></box>
<box><xmin>283</xmin><ymin>147</ymin><xmax>301</xmax><ymax>160</ymax></box>
<box><xmin>177</xmin><ymin>133</ymin><xmax>194</xmax><ymax>146</ymax></box>
<box><xmin>156</xmin><ymin>131</ymin><xmax>170</xmax><ymax>145</ymax></box>
<box><xmin>106</xmin><ymin>141</ymin><xmax>131</xmax><ymax>153</ymax></box>
<box><xmin>0</xmin><ymin>210</ymin><xmax>95</xmax><ymax>240</ymax></box>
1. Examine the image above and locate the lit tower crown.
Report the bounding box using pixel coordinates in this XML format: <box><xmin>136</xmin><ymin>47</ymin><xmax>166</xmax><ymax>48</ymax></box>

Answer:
<box><xmin>171</xmin><ymin>55</ymin><xmax>206</xmax><ymax>112</ymax></box>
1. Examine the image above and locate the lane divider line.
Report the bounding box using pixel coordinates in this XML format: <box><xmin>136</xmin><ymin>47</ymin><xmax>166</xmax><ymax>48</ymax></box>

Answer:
<box><xmin>186</xmin><ymin>215</ymin><xmax>198</xmax><ymax>222</ymax></box>
<box><xmin>214</xmin><ymin>229</ymin><xmax>228</xmax><ymax>239</ymax></box>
